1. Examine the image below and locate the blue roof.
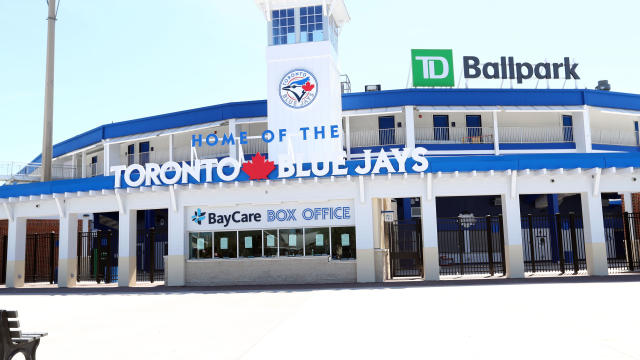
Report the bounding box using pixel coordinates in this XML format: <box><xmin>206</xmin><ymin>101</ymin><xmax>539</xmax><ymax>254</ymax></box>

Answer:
<box><xmin>36</xmin><ymin>88</ymin><xmax>640</xmax><ymax>162</ymax></box>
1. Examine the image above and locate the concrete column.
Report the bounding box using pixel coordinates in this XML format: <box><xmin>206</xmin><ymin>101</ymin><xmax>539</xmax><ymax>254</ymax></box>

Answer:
<box><xmin>404</xmin><ymin>106</ymin><xmax>416</xmax><ymax>150</ymax></box>
<box><xmin>103</xmin><ymin>143</ymin><xmax>120</xmax><ymax>176</ymax></box>
<box><xmin>421</xmin><ymin>195</ymin><xmax>440</xmax><ymax>281</ymax></box>
<box><xmin>622</xmin><ymin>192</ymin><xmax>633</xmax><ymax>213</ymax></box>
<box><xmin>492</xmin><ymin>110</ymin><xmax>500</xmax><ymax>155</ymax></box>
<box><xmin>500</xmin><ymin>194</ymin><xmax>524</xmax><ymax>278</ymax></box>
<box><xmin>58</xmin><ymin>213</ymin><xmax>78</xmax><ymax>287</ymax></box>
<box><xmin>229</xmin><ymin>119</ymin><xmax>237</xmax><ymax>159</ymax></box>
<box><xmin>355</xmin><ymin>198</ymin><xmax>375</xmax><ymax>283</ymax></box>
<box><xmin>167</xmin><ymin>205</ymin><xmax>186</xmax><ymax>286</ymax></box>
<box><xmin>573</xmin><ymin>108</ymin><xmax>593</xmax><ymax>153</ymax></box>
<box><xmin>344</xmin><ymin>116</ymin><xmax>351</xmax><ymax>160</ymax></box>
<box><xmin>169</xmin><ymin>134</ymin><xmax>174</xmax><ymax>162</ymax></box>
<box><xmin>6</xmin><ymin>217</ymin><xmax>27</xmax><ymax>288</ymax></box>
<box><xmin>580</xmin><ymin>192</ymin><xmax>609</xmax><ymax>276</ymax></box>
<box><xmin>81</xmin><ymin>151</ymin><xmax>87</xmax><ymax>178</ymax></box>
<box><xmin>118</xmin><ymin>210</ymin><xmax>137</xmax><ymax>287</ymax></box>
<box><xmin>81</xmin><ymin>215</ymin><xmax>90</xmax><ymax>232</ymax></box>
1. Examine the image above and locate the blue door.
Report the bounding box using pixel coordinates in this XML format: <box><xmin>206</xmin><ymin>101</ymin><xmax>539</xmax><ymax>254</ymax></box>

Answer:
<box><xmin>91</xmin><ymin>156</ymin><xmax>98</xmax><ymax>176</ymax></box>
<box><xmin>127</xmin><ymin>144</ymin><xmax>135</xmax><ymax>165</ymax></box>
<box><xmin>433</xmin><ymin>115</ymin><xmax>449</xmax><ymax>141</ymax></box>
<box><xmin>635</xmin><ymin>121</ymin><xmax>639</xmax><ymax>146</ymax></box>
<box><xmin>562</xmin><ymin>115</ymin><xmax>573</xmax><ymax>142</ymax></box>
<box><xmin>466</xmin><ymin>115</ymin><xmax>482</xmax><ymax>140</ymax></box>
<box><xmin>139</xmin><ymin>141</ymin><xmax>150</xmax><ymax>165</ymax></box>
<box><xmin>378</xmin><ymin>116</ymin><xmax>395</xmax><ymax>146</ymax></box>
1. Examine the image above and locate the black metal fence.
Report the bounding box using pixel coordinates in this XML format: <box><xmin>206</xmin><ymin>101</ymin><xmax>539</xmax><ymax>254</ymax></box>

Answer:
<box><xmin>437</xmin><ymin>215</ymin><xmax>506</xmax><ymax>276</ymax></box>
<box><xmin>388</xmin><ymin>220</ymin><xmax>423</xmax><ymax>278</ymax></box>
<box><xmin>25</xmin><ymin>233</ymin><xmax>58</xmax><ymax>283</ymax></box>
<box><xmin>136</xmin><ymin>228</ymin><xmax>168</xmax><ymax>282</ymax></box>
<box><xmin>77</xmin><ymin>231</ymin><xmax>119</xmax><ymax>283</ymax></box>
<box><xmin>521</xmin><ymin>213</ymin><xmax>587</xmax><ymax>275</ymax></box>
<box><xmin>0</xmin><ymin>235</ymin><xmax>7</xmax><ymax>285</ymax></box>
<box><xmin>605</xmin><ymin>212</ymin><xmax>640</xmax><ymax>272</ymax></box>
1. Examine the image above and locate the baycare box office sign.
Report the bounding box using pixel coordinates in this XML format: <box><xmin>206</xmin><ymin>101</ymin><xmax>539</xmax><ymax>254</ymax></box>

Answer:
<box><xmin>186</xmin><ymin>200</ymin><xmax>355</xmax><ymax>231</ymax></box>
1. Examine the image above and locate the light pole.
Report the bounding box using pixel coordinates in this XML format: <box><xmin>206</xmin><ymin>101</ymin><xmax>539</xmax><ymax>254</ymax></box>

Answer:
<box><xmin>41</xmin><ymin>0</ymin><xmax>58</xmax><ymax>182</ymax></box>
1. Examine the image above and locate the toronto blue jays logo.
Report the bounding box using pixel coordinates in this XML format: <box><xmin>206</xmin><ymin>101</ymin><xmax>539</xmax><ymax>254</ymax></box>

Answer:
<box><xmin>191</xmin><ymin>208</ymin><xmax>206</xmax><ymax>225</ymax></box>
<box><xmin>279</xmin><ymin>69</ymin><xmax>318</xmax><ymax>109</ymax></box>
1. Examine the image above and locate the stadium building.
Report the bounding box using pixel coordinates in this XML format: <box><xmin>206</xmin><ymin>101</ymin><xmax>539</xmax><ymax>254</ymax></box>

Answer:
<box><xmin>1</xmin><ymin>0</ymin><xmax>640</xmax><ymax>288</ymax></box>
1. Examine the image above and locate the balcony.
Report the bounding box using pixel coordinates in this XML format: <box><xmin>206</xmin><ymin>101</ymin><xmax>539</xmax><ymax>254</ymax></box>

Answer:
<box><xmin>591</xmin><ymin>129</ymin><xmax>639</xmax><ymax>147</ymax></box>
<box><xmin>0</xmin><ymin>162</ymin><xmax>79</xmax><ymax>183</ymax></box>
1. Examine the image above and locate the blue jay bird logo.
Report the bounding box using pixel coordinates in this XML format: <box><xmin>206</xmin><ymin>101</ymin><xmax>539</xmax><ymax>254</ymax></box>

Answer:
<box><xmin>279</xmin><ymin>69</ymin><xmax>318</xmax><ymax>109</ymax></box>
<box><xmin>192</xmin><ymin>208</ymin><xmax>206</xmax><ymax>225</ymax></box>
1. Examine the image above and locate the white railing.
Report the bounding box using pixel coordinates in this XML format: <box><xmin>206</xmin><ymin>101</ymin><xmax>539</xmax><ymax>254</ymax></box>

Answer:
<box><xmin>0</xmin><ymin>162</ymin><xmax>80</xmax><ymax>182</ymax></box>
<box><xmin>415</xmin><ymin>127</ymin><xmax>494</xmax><ymax>144</ymax></box>
<box><xmin>591</xmin><ymin>129</ymin><xmax>639</xmax><ymax>147</ymax></box>
<box><xmin>350</xmin><ymin>128</ymin><xmax>406</xmax><ymax>148</ymax></box>
<box><xmin>241</xmin><ymin>137</ymin><xmax>268</xmax><ymax>155</ymax></box>
<box><xmin>86</xmin><ymin>162</ymin><xmax>104</xmax><ymax>177</ymax></box>
<box><xmin>498</xmin><ymin>126</ymin><xmax>573</xmax><ymax>143</ymax></box>
<box><xmin>121</xmin><ymin>150</ymin><xmax>172</xmax><ymax>167</ymax></box>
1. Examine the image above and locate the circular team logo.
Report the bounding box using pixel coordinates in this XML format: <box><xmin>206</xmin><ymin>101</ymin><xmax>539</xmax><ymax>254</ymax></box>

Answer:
<box><xmin>279</xmin><ymin>69</ymin><xmax>318</xmax><ymax>109</ymax></box>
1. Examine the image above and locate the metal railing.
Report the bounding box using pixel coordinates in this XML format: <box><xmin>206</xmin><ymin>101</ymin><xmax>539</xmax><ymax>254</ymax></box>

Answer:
<box><xmin>350</xmin><ymin>128</ymin><xmax>406</xmax><ymax>147</ymax></box>
<box><xmin>241</xmin><ymin>137</ymin><xmax>268</xmax><ymax>155</ymax></box>
<box><xmin>415</xmin><ymin>127</ymin><xmax>494</xmax><ymax>144</ymax></box>
<box><xmin>0</xmin><ymin>162</ymin><xmax>79</xmax><ymax>182</ymax></box>
<box><xmin>591</xmin><ymin>128</ymin><xmax>639</xmax><ymax>146</ymax></box>
<box><xmin>498</xmin><ymin>126</ymin><xmax>573</xmax><ymax>143</ymax></box>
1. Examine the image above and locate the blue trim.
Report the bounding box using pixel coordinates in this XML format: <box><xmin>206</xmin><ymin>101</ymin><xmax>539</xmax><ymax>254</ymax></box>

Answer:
<box><xmin>4</xmin><ymin>152</ymin><xmax>640</xmax><ymax>199</ymax></box>
<box><xmin>32</xmin><ymin>89</ymin><xmax>640</xmax><ymax>161</ymax></box>
<box><xmin>499</xmin><ymin>143</ymin><xmax>576</xmax><ymax>150</ymax></box>
<box><xmin>592</xmin><ymin>144</ymin><xmax>640</xmax><ymax>152</ymax></box>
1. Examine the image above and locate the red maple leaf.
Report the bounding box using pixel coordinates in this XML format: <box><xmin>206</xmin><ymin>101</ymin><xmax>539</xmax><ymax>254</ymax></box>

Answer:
<box><xmin>302</xmin><ymin>81</ymin><xmax>314</xmax><ymax>92</ymax></box>
<box><xmin>242</xmin><ymin>153</ymin><xmax>275</xmax><ymax>180</ymax></box>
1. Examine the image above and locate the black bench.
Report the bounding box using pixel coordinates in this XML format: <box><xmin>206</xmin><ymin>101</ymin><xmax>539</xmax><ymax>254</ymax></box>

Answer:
<box><xmin>0</xmin><ymin>310</ymin><xmax>47</xmax><ymax>360</ymax></box>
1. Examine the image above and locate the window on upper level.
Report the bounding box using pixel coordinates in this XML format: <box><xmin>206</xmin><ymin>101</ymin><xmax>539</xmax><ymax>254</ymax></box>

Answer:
<box><xmin>272</xmin><ymin>8</ymin><xmax>295</xmax><ymax>45</ymax></box>
<box><xmin>300</xmin><ymin>5</ymin><xmax>323</xmax><ymax>43</ymax></box>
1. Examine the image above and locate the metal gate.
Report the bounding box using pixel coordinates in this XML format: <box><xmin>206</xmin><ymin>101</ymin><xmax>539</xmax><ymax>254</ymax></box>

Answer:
<box><xmin>605</xmin><ymin>212</ymin><xmax>640</xmax><ymax>272</ymax></box>
<box><xmin>77</xmin><ymin>231</ymin><xmax>118</xmax><ymax>283</ymax></box>
<box><xmin>437</xmin><ymin>215</ymin><xmax>506</xmax><ymax>276</ymax></box>
<box><xmin>0</xmin><ymin>235</ymin><xmax>7</xmax><ymax>285</ymax></box>
<box><xmin>388</xmin><ymin>220</ymin><xmax>423</xmax><ymax>278</ymax></box>
<box><xmin>136</xmin><ymin>228</ymin><xmax>168</xmax><ymax>282</ymax></box>
<box><xmin>521</xmin><ymin>213</ymin><xmax>586</xmax><ymax>275</ymax></box>
<box><xmin>25</xmin><ymin>233</ymin><xmax>58</xmax><ymax>283</ymax></box>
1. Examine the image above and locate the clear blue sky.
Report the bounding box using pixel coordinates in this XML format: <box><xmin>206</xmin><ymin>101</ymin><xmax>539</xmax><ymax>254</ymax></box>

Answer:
<box><xmin>1</xmin><ymin>0</ymin><xmax>639</xmax><ymax>164</ymax></box>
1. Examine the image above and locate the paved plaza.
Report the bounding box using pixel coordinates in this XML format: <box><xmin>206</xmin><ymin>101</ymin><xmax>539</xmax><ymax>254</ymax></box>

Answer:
<box><xmin>2</xmin><ymin>276</ymin><xmax>640</xmax><ymax>359</ymax></box>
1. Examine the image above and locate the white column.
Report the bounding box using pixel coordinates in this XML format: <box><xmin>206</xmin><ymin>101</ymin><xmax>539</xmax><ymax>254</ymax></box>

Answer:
<box><xmin>622</xmin><ymin>192</ymin><xmax>634</xmax><ymax>213</ymax></box>
<box><xmin>573</xmin><ymin>107</ymin><xmax>593</xmax><ymax>153</ymax></box>
<box><xmin>118</xmin><ymin>210</ymin><xmax>137</xmax><ymax>287</ymax></box>
<box><xmin>81</xmin><ymin>215</ymin><xmax>90</xmax><ymax>232</ymax></box>
<box><xmin>167</xmin><ymin>205</ymin><xmax>186</xmax><ymax>286</ymax></box>
<box><xmin>58</xmin><ymin>213</ymin><xmax>78</xmax><ymax>287</ymax></box>
<box><xmin>404</xmin><ymin>106</ymin><xmax>416</xmax><ymax>150</ymax></box>
<box><xmin>81</xmin><ymin>151</ymin><xmax>87</xmax><ymax>178</ymax></box>
<box><xmin>71</xmin><ymin>153</ymin><xmax>78</xmax><ymax>178</ymax></box>
<box><xmin>103</xmin><ymin>143</ymin><xmax>120</xmax><ymax>175</ymax></box>
<box><xmin>493</xmin><ymin>110</ymin><xmax>500</xmax><ymax>155</ymax></box>
<box><xmin>6</xmin><ymin>217</ymin><xmax>27</xmax><ymax>288</ymax></box>
<box><xmin>229</xmin><ymin>119</ymin><xmax>237</xmax><ymax>159</ymax></box>
<box><xmin>344</xmin><ymin>116</ymin><xmax>351</xmax><ymax>160</ymax></box>
<box><xmin>355</xmin><ymin>197</ymin><xmax>375</xmax><ymax>283</ymax></box>
<box><xmin>501</xmin><ymin>194</ymin><xmax>524</xmax><ymax>278</ymax></box>
<box><xmin>421</xmin><ymin>195</ymin><xmax>440</xmax><ymax>281</ymax></box>
<box><xmin>580</xmin><ymin>192</ymin><xmax>608</xmax><ymax>276</ymax></box>
<box><xmin>169</xmin><ymin>134</ymin><xmax>174</xmax><ymax>162</ymax></box>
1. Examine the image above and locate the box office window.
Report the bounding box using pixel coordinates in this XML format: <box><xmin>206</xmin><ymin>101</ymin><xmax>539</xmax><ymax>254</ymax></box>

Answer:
<box><xmin>239</xmin><ymin>230</ymin><xmax>262</xmax><ymax>258</ymax></box>
<box><xmin>331</xmin><ymin>227</ymin><xmax>356</xmax><ymax>260</ymax></box>
<box><xmin>305</xmin><ymin>227</ymin><xmax>330</xmax><ymax>256</ymax></box>
<box><xmin>264</xmin><ymin>229</ymin><xmax>278</xmax><ymax>257</ymax></box>
<box><xmin>279</xmin><ymin>228</ymin><xmax>304</xmax><ymax>257</ymax></box>
<box><xmin>214</xmin><ymin>231</ymin><xmax>237</xmax><ymax>259</ymax></box>
<box><xmin>189</xmin><ymin>232</ymin><xmax>212</xmax><ymax>259</ymax></box>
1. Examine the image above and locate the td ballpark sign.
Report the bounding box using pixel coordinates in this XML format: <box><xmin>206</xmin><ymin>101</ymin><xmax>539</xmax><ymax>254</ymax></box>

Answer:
<box><xmin>111</xmin><ymin>148</ymin><xmax>429</xmax><ymax>189</ymax></box>
<box><xmin>411</xmin><ymin>49</ymin><xmax>580</xmax><ymax>87</ymax></box>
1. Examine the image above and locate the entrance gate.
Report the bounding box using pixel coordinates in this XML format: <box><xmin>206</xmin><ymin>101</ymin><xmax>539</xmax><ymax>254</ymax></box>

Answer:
<box><xmin>521</xmin><ymin>213</ymin><xmax>586</xmax><ymax>275</ymax></box>
<box><xmin>437</xmin><ymin>215</ymin><xmax>506</xmax><ymax>276</ymax></box>
<box><xmin>136</xmin><ymin>228</ymin><xmax>168</xmax><ymax>282</ymax></box>
<box><xmin>77</xmin><ymin>231</ymin><xmax>118</xmax><ymax>283</ymax></box>
<box><xmin>25</xmin><ymin>233</ymin><xmax>58</xmax><ymax>283</ymax></box>
<box><xmin>388</xmin><ymin>220</ymin><xmax>423</xmax><ymax>278</ymax></box>
<box><xmin>605</xmin><ymin>212</ymin><xmax>640</xmax><ymax>272</ymax></box>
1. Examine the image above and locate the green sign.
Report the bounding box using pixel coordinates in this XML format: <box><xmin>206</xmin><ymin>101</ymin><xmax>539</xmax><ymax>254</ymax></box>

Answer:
<box><xmin>411</xmin><ymin>49</ymin><xmax>454</xmax><ymax>87</ymax></box>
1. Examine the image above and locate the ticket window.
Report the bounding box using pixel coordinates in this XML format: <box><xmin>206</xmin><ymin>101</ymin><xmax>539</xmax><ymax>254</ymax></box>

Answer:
<box><xmin>239</xmin><ymin>230</ymin><xmax>263</xmax><ymax>258</ymax></box>
<box><xmin>214</xmin><ymin>231</ymin><xmax>238</xmax><ymax>259</ymax></box>
<box><xmin>331</xmin><ymin>227</ymin><xmax>356</xmax><ymax>260</ymax></box>
<box><xmin>279</xmin><ymin>228</ymin><xmax>304</xmax><ymax>257</ymax></box>
<box><xmin>189</xmin><ymin>232</ymin><xmax>212</xmax><ymax>259</ymax></box>
<box><xmin>264</xmin><ymin>229</ymin><xmax>278</xmax><ymax>257</ymax></box>
<box><xmin>305</xmin><ymin>228</ymin><xmax>330</xmax><ymax>256</ymax></box>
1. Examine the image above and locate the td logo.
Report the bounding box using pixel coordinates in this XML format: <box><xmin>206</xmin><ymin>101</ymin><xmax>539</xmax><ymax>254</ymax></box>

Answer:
<box><xmin>411</xmin><ymin>49</ymin><xmax>454</xmax><ymax>87</ymax></box>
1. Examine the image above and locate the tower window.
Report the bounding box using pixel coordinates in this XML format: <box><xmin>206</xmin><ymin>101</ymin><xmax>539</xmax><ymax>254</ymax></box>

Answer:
<box><xmin>272</xmin><ymin>8</ymin><xmax>295</xmax><ymax>45</ymax></box>
<box><xmin>300</xmin><ymin>6</ymin><xmax>324</xmax><ymax>43</ymax></box>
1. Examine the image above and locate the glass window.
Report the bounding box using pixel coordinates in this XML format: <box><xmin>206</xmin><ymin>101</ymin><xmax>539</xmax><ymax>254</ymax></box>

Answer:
<box><xmin>305</xmin><ymin>228</ymin><xmax>330</xmax><ymax>256</ymax></box>
<box><xmin>272</xmin><ymin>8</ymin><xmax>295</xmax><ymax>45</ymax></box>
<box><xmin>239</xmin><ymin>230</ymin><xmax>262</xmax><ymax>258</ymax></box>
<box><xmin>264</xmin><ymin>229</ymin><xmax>278</xmax><ymax>257</ymax></box>
<box><xmin>300</xmin><ymin>6</ymin><xmax>324</xmax><ymax>43</ymax></box>
<box><xmin>189</xmin><ymin>232</ymin><xmax>212</xmax><ymax>259</ymax></box>
<box><xmin>279</xmin><ymin>228</ymin><xmax>304</xmax><ymax>257</ymax></box>
<box><xmin>214</xmin><ymin>231</ymin><xmax>237</xmax><ymax>259</ymax></box>
<box><xmin>331</xmin><ymin>227</ymin><xmax>356</xmax><ymax>260</ymax></box>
